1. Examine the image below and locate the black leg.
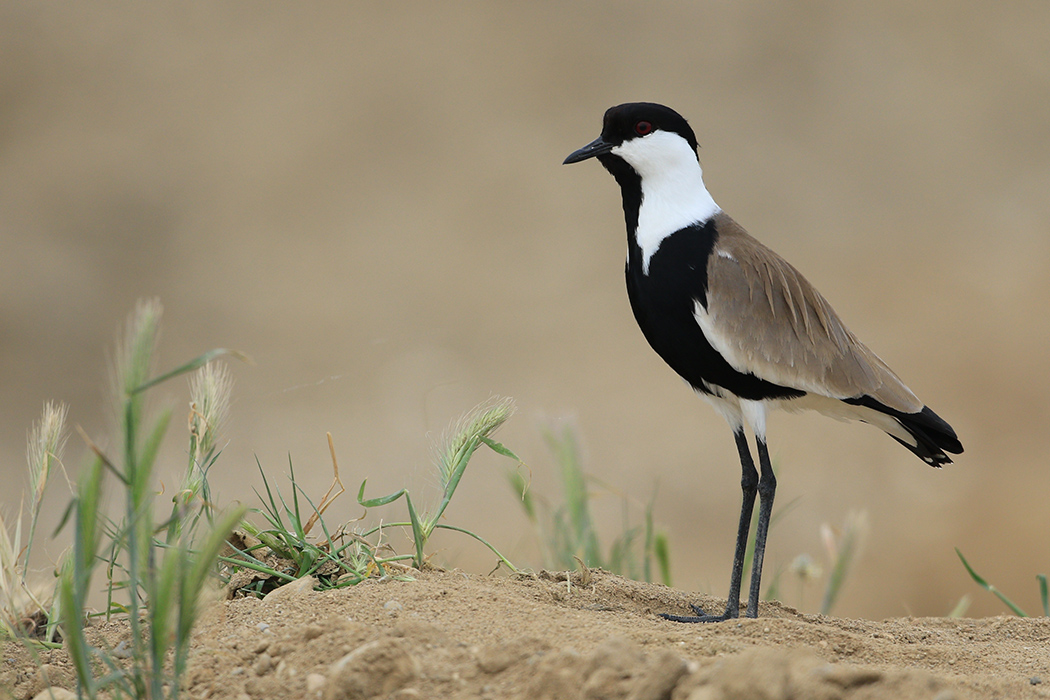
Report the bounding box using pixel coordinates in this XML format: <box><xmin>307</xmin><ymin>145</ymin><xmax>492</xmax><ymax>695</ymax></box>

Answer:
<box><xmin>660</xmin><ymin>429</ymin><xmax>758</xmax><ymax>623</ymax></box>
<box><xmin>745</xmin><ymin>438</ymin><xmax>776</xmax><ymax>618</ymax></box>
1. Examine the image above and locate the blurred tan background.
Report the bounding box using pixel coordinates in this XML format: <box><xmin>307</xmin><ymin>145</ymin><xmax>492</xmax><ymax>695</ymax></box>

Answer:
<box><xmin>2</xmin><ymin>2</ymin><xmax>1048</xmax><ymax>619</ymax></box>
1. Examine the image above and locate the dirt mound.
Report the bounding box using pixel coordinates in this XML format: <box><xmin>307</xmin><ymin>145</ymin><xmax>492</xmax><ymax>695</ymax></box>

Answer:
<box><xmin>5</xmin><ymin>569</ymin><xmax>1049</xmax><ymax>699</ymax></box>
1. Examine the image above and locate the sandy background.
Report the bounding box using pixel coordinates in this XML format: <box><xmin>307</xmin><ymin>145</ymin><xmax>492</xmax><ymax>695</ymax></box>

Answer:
<box><xmin>1</xmin><ymin>2</ymin><xmax>1048</xmax><ymax>621</ymax></box>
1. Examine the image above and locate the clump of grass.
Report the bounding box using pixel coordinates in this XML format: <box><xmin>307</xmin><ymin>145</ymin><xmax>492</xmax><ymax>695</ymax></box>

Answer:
<box><xmin>57</xmin><ymin>299</ymin><xmax>247</xmax><ymax>699</ymax></box>
<box><xmin>357</xmin><ymin>396</ymin><xmax>521</xmax><ymax>572</ymax></box>
<box><xmin>0</xmin><ymin>402</ymin><xmax>68</xmax><ymax>641</ymax></box>
<box><xmin>955</xmin><ymin>548</ymin><xmax>1049</xmax><ymax>617</ymax></box>
<box><xmin>228</xmin><ymin>437</ymin><xmax>380</xmax><ymax>596</ymax></box>
<box><xmin>222</xmin><ymin>397</ymin><xmax>524</xmax><ymax>598</ymax></box>
<box><xmin>507</xmin><ymin>423</ymin><xmax>672</xmax><ymax>585</ymax></box>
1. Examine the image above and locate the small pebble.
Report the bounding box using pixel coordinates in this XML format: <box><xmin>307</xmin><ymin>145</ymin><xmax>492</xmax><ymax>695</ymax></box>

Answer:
<box><xmin>1031</xmin><ymin>677</ymin><xmax>1043</xmax><ymax>685</ymax></box>
<box><xmin>306</xmin><ymin>673</ymin><xmax>326</xmax><ymax>693</ymax></box>
<box><xmin>30</xmin><ymin>689</ymin><xmax>76</xmax><ymax>700</ymax></box>
<box><xmin>256</xmin><ymin>622</ymin><xmax>270</xmax><ymax>632</ymax></box>
<box><xmin>252</xmin><ymin>653</ymin><xmax>273</xmax><ymax>676</ymax></box>
<box><xmin>263</xmin><ymin>575</ymin><xmax>317</xmax><ymax>604</ymax></box>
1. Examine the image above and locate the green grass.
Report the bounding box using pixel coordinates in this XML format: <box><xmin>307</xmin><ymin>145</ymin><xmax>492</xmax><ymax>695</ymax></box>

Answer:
<box><xmin>228</xmin><ymin>452</ymin><xmax>375</xmax><ymax>594</ymax></box>
<box><xmin>357</xmin><ymin>397</ymin><xmax>521</xmax><ymax>572</ymax></box>
<box><xmin>955</xmin><ymin>548</ymin><xmax>1049</xmax><ymax>617</ymax></box>
<box><xmin>56</xmin><ymin>299</ymin><xmax>247</xmax><ymax>699</ymax></box>
<box><xmin>0</xmin><ymin>299</ymin><xmax>529</xmax><ymax>698</ymax></box>
<box><xmin>506</xmin><ymin>423</ymin><xmax>672</xmax><ymax>585</ymax></box>
<box><xmin>221</xmin><ymin>397</ymin><xmax>523</xmax><ymax>598</ymax></box>
<box><xmin>6</xmin><ymin>297</ymin><xmax>918</xmax><ymax>696</ymax></box>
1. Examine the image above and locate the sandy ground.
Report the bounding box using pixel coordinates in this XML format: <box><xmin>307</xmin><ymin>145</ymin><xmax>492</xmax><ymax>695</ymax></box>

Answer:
<box><xmin>4</xmin><ymin>568</ymin><xmax>1050</xmax><ymax>700</ymax></box>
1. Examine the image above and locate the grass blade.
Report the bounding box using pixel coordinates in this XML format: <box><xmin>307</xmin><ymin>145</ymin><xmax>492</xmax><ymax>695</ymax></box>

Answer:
<box><xmin>479</xmin><ymin>436</ymin><xmax>521</xmax><ymax>461</ymax></box>
<box><xmin>60</xmin><ymin>457</ymin><xmax>105</xmax><ymax>697</ymax></box>
<box><xmin>357</xmin><ymin>480</ymin><xmax>410</xmax><ymax>508</ymax></box>
<box><xmin>948</xmin><ymin>595</ymin><xmax>971</xmax><ymax>618</ymax></box>
<box><xmin>176</xmin><ymin>505</ymin><xmax>247</xmax><ymax>679</ymax></box>
<box><xmin>138</xmin><ymin>408</ymin><xmax>172</xmax><ymax>484</ymax></box>
<box><xmin>955</xmin><ymin>548</ymin><xmax>1028</xmax><ymax>617</ymax></box>
<box><xmin>129</xmin><ymin>348</ymin><xmax>250</xmax><ymax>395</ymax></box>
<box><xmin>431</xmin><ymin>524</ymin><xmax>518</xmax><ymax>573</ymax></box>
<box><xmin>819</xmin><ymin>510</ymin><xmax>868</xmax><ymax>615</ymax></box>
<box><xmin>544</xmin><ymin>426</ymin><xmax>600</xmax><ymax>566</ymax></box>
<box><xmin>654</xmin><ymin>532</ymin><xmax>672</xmax><ymax>587</ymax></box>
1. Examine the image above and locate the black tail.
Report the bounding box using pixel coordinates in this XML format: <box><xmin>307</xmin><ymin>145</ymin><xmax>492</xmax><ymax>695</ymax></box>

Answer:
<box><xmin>844</xmin><ymin>397</ymin><xmax>963</xmax><ymax>468</ymax></box>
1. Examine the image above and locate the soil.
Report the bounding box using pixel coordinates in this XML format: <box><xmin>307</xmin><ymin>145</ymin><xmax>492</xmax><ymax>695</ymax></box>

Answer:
<box><xmin>4</xmin><ymin>568</ymin><xmax>1049</xmax><ymax>700</ymax></box>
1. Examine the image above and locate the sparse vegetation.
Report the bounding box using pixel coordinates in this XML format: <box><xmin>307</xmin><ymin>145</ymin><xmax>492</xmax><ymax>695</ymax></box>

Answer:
<box><xmin>0</xmin><ymin>401</ymin><xmax>68</xmax><ymax>644</ymax></box>
<box><xmin>506</xmin><ymin>423</ymin><xmax>672</xmax><ymax>585</ymax></box>
<box><xmin>754</xmin><ymin>496</ymin><xmax>868</xmax><ymax>616</ymax></box>
<box><xmin>57</xmin><ymin>299</ymin><xmax>247</xmax><ymax>699</ymax></box>
<box><xmin>225</xmin><ymin>397</ymin><xmax>523</xmax><ymax>597</ymax></box>
<box><xmin>226</xmin><ymin>447</ymin><xmax>374</xmax><ymax>596</ymax></box>
<box><xmin>356</xmin><ymin>396</ymin><xmax>521</xmax><ymax>572</ymax></box>
<box><xmin>3</xmin><ymin>301</ymin><xmax>527</xmax><ymax>697</ymax></box>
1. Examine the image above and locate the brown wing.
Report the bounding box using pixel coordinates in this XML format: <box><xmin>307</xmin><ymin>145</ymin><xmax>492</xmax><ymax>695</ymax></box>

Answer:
<box><xmin>698</xmin><ymin>213</ymin><xmax>922</xmax><ymax>413</ymax></box>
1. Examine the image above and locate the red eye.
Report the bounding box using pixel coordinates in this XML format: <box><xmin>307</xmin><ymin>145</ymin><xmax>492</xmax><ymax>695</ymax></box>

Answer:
<box><xmin>635</xmin><ymin>121</ymin><xmax>653</xmax><ymax>136</ymax></box>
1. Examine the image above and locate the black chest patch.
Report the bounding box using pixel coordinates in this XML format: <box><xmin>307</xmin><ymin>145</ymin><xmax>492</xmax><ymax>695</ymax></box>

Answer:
<box><xmin>625</xmin><ymin>221</ymin><xmax>804</xmax><ymax>402</ymax></box>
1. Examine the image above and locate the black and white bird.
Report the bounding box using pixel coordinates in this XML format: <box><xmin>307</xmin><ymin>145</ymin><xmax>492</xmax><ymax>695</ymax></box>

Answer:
<box><xmin>563</xmin><ymin>102</ymin><xmax>962</xmax><ymax>622</ymax></box>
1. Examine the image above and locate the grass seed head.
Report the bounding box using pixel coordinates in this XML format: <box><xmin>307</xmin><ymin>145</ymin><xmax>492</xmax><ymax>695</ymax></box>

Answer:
<box><xmin>189</xmin><ymin>361</ymin><xmax>233</xmax><ymax>461</ymax></box>
<box><xmin>26</xmin><ymin>401</ymin><xmax>68</xmax><ymax>506</ymax></box>
<box><xmin>436</xmin><ymin>396</ymin><xmax>516</xmax><ymax>486</ymax></box>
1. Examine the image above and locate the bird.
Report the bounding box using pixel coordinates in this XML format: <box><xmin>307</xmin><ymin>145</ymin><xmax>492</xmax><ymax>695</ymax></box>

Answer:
<box><xmin>563</xmin><ymin>102</ymin><xmax>962</xmax><ymax>622</ymax></box>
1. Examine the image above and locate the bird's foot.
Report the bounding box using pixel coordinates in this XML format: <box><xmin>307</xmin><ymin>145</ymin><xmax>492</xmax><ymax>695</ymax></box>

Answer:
<box><xmin>659</xmin><ymin>603</ymin><xmax>736</xmax><ymax>624</ymax></box>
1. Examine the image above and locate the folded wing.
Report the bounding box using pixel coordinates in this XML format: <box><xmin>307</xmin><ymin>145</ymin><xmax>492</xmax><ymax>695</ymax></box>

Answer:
<box><xmin>695</xmin><ymin>213</ymin><xmax>922</xmax><ymax>413</ymax></box>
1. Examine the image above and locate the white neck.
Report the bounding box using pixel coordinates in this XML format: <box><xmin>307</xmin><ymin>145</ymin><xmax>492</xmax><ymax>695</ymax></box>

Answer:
<box><xmin>612</xmin><ymin>131</ymin><xmax>720</xmax><ymax>274</ymax></box>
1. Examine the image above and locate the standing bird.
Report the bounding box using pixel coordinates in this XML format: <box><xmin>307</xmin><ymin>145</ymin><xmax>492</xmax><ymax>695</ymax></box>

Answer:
<box><xmin>563</xmin><ymin>103</ymin><xmax>962</xmax><ymax>622</ymax></box>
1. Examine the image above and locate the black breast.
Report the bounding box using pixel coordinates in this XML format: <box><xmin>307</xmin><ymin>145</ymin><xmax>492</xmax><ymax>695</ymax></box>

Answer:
<box><xmin>625</xmin><ymin>221</ymin><xmax>805</xmax><ymax>402</ymax></box>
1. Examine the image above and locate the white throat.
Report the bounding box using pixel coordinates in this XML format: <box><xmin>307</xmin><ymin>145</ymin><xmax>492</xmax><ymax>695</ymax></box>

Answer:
<box><xmin>612</xmin><ymin>131</ymin><xmax>720</xmax><ymax>274</ymax></box>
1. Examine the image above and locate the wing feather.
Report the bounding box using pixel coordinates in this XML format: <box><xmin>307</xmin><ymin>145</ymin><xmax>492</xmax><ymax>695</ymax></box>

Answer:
<box><xmin>697</xmin><ymin>213</ymin><xmax>922</xmax><ymax>413</ymax></box>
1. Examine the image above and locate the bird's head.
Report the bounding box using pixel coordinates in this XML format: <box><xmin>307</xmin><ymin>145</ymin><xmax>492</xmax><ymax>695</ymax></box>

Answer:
<box><xmin>563</xmin><ymin>102</ymin><xmax>700</xmax><ymax>178</ymax></box>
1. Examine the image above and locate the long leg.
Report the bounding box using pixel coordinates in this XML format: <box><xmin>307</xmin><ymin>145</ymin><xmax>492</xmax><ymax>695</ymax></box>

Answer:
<box><xmin>745</xmin><ymin>437</ymin><xmax>776</xmax><ymax>618</ymax></box>
<box><xmin>660</xmin><ymin>428</ymin><xmax>758</xmax><ymax>623</ymax></box>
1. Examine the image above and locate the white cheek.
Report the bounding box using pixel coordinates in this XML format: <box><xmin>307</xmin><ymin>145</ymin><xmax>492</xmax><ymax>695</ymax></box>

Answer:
<box><xmin>613</xmin><ymin>132</ymin><xmax>720</xmax><ymax>273</ymax></box>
